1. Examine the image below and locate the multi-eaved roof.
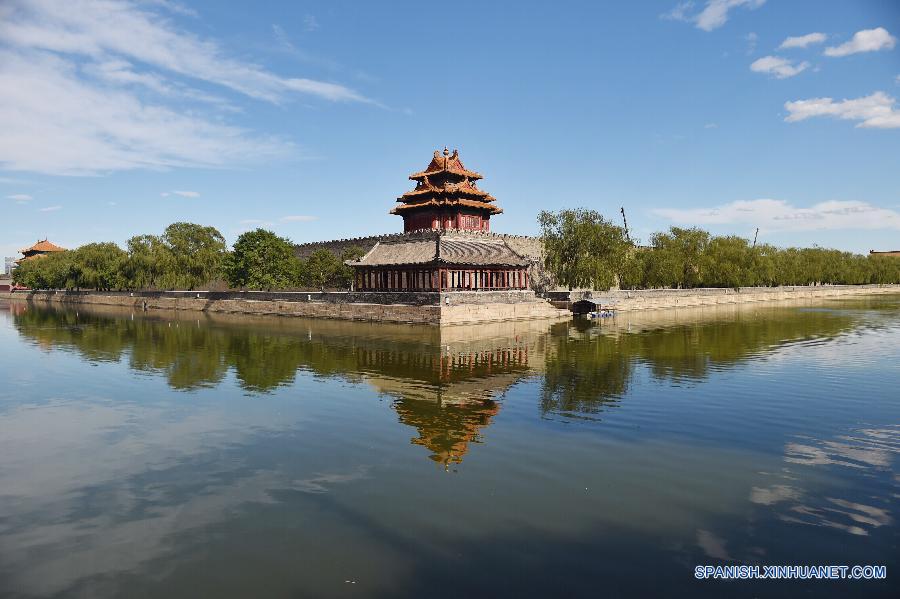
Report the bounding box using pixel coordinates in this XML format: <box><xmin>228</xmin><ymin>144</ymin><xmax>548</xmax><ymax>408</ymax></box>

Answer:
<box><xmin>391</xmin><ymin>148</ymin><xmax>502</xmax><ymax>216</ymax></box>
<box><xmin>348</xmin><ymin>230</ymin><xmax>531</xmax><ymax>268</ymax></box>
<box><xmin>20</xmin><ymin>239</ymin><xmax>66</xmax><ymax>255</ymax></box>
<box><xmin>18</xmin><ymin>239</ymin><xmax>66</xmax><ymax>263</ymax></box>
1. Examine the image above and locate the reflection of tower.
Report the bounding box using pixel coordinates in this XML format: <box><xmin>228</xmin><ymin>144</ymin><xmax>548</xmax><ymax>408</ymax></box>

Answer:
<box><xmin>393</xmin><ymin>395</ymin><xmax>502</xmax><ymax>466</ymax></box>
<box><xmin>364</xmin><ymin>344</ymin><xmax>533</xmax><ymax>467</ymax></box>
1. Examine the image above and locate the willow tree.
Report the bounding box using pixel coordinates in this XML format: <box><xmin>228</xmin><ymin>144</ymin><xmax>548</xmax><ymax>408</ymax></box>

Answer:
<box><xmin>643</xmin><ymin>227</ymin><xmax>710</xmax><ymax>289</ymax></box>
<box><xmin>159</xmin><ymin>222</ymin><xmax>227</xmax><ymax>290</ymax></box>
<box><xmin>538</xmin><ymin>208</ymin><xmax>631</xmax><ymax>290</ymax></box>
<box><xmin>72</xmin><ymin>242</ymin><xmax>128</xmax><ymax>290</ymax></box>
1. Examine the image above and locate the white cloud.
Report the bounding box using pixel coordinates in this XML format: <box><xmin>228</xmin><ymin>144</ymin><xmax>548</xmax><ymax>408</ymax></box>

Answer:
<box><xmin>824</xmin><ymin>27</ymin><xmax>896</xmax><ymax>57</ymax></box>
<box><xmin>6</xmin><ymin>193</ymin><xmax>32</xmax><ymax>202</ymax></box>
<box><xmin>654</xmin><ymin>199</ymin><xmax>900</xmax><ymax>232</ymax></box>
<box><xmin>662</xmin><ymin>0</ymin><xmax>765</xmax><ymax>31</ymax></box>
<box><xmin>0</xmin><ymin>51</ymin><xmax>290</xmax><ymax>175</ymax></box>
<box><xmin>39</xmin><ymin>205</ymin><xmax>62</xmax><ymax>212</ymax></box>
<box><xmin>750</xmin><ymin>55</ymin><xmax>809</xmax><ymax>79</ymax></box>
<box><xmin>0</xmin><ymin>0</ymin><xmax>372</xmax><ymax>176</ymax></box>
<box><xmin>662</xmin><ymin>0</ymin><xmax>766</xmax><ymax>30</ymax></box>
<box><xmin>0</xmin><ymin>0</ymin><xmax>368</xmax><ymax>103</ymax></box>
<box><xmin>784</xmin><ymin>92</ymin><xmax>900</xmax><ymax>129</ymax></box>
<box><xmin>704</xmin><ymin>122</ymin><xmax>719</xmax><ymax>129</ymax></box>
<box><xmin>142</xmin><ymin>0</ymin><xmax>198</xmax><ymax>18</ymax></box>
<box><xmin>280</xmin><ymin>215</ymin><xmax>318</xmax><ymax>222</ymax></box>
<box><xmin>661</xmin><ymin>1</ymin><xmax>695</xmax><ymax>22</ymax></box>
<box><xmin>778</xmin><ymin>32</ymin><xmax>827</xmax><ymax>49</ymax></box>
<box><xmin>170</xmin><ymin>190</ymin><xmax>199</xmax><ymax>198</ymax></box>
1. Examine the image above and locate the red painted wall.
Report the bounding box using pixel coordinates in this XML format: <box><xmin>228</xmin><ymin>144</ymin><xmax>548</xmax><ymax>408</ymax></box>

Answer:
<box><xmin>403</xmin><ymin>210</ymin><xmax>490</xmax><ymax>232</ymax></box>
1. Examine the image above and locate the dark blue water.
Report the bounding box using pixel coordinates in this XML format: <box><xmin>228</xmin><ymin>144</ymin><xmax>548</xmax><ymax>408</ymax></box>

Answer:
<box><xmin>0</xmin><ymin>297</ymin><xmax>897</xmax><ymax>598</ymax></box>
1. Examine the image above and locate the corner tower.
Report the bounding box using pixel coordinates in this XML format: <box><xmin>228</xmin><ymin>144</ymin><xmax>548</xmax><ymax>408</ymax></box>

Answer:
<box><xmin>392</xmin><ymin>148</ymin><xmax>502</xmax><ymax>232</ymax></box>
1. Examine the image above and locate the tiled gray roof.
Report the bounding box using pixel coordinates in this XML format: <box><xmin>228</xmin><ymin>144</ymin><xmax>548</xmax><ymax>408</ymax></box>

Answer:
<box><xmin>438</xmin><ymin>237</ymin><xmax>529</xmax><ymax>266</ymax></box>
<box><xmin>349</xmin><ymin>233</ymin><xmax>530</xmax><ymax>267</ymax></box>
<box><xmin>352</xmin><ymin>238</ymin><xmax>437</xmax><ymax>266</ymax></box>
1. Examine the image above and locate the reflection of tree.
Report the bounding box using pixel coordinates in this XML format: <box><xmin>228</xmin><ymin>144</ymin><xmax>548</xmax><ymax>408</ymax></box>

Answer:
<box><xmin>540</xmin><ymin>307</ymin><xmax>858</xmax><ymax>418</ymax></box>
<box><xmin>12</xmin><ymin>300</ymin><xmax>866</xmax><ymax>462</ymax></box>
<box><xmin>127</xmin><ymin>321</ymin><xmax>228</xmax><ymax>390</ymax></box>
<box><xmin>541</xmin><ymin>334</ymin><xmax>632</xmax><ymax>419</ymax></box>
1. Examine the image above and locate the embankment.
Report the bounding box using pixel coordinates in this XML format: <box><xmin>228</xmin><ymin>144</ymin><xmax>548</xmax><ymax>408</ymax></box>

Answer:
<box><xmin>555</xmin><ymin>284</ymin><xmax>900</xmax><ymax>312</ymax></box>
<box><xmin>2</xmin><ymin>285</ymin><xmax>897</xmax><ymax>324</ymax></box>
<box><xmin>0</xmin><ymin>289</ymin><xmax>568</xmax><ymax>325</ymax></box>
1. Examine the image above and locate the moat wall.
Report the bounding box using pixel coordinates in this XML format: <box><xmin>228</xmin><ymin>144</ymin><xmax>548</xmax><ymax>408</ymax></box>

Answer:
<box><xmin>551</xmin><ymin>284</ymin><xmax>900</xmax><ymax>312</ymax></box>
<box><xmin>2</xmin><ymin>285</ymin><xmax>897</xmax><ymax>324</ymax></box>
<box><xmin>0</xmin><ymin>289</ymin><xmax>567</xmax><ymax>325</ymax></box>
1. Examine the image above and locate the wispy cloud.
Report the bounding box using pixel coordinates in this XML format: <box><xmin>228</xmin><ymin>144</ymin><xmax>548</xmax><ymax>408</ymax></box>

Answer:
<box><xmin>778</xmin><ymin>32</ymin><xmax>827</xmax><ymax>50</ymax></box>
<box><xmin>824</xmin><ymin>27</ymin><xmax>896</xmax><ymax>57</ymax></box>
<box><xmin>654</xmin><ymin>199</ymin><xmax>900</xmax><ymax>232</ymax></box>
<box><xmin>661</xmin><ymin>2</ymin><xmax>695</xmax><ymax>23</ymax></box>
<box><xmin>39</xmin><ymin>205</ymin><xmax>62</xmax><ymax>212</ymax></box>
<box><xmin>0</xmin><ymin>0</ymin><xmax>369</xmax><ymax>103</ymax></box>
<box><xmin>6</xmin><ymin>193</ymin><xmax>32</xmax><ymax>202</ymax></box>
<box><xmin>750</xmin><ymin>56</ymin><xmax>809</xmax><ymax>79</ymax></box>
<box><xmin>745</xmin><ymin>32</ymin><xmax>758</xmax><ymax>54</ymax></box>
<box><xmin>303</xmin><ymin>15</ymin><xmax>320</xmax><ymax>32</ymax></box>
<box><xmin>663</xmin><ymin>0</ymin><xmax>766</xmax><ymax>32</ymax></box>
<box><xmin>160</xmin><ymin>190</ymin><xmax>200</xmax><ymax>198</ymax></box>
<box><xmin>0</xmin><ymin>0</ymin><xmax>371</xmax><ymax>175</ymax></box>
<box><xmin>280</xmin><ymin>215</ymin><xmax>318</xmax><ymax>222</ymax></box>
<box><xmin>785</xmin><ymin>92</ymin><xmax>900</xmax><ymax>129</ymax></box>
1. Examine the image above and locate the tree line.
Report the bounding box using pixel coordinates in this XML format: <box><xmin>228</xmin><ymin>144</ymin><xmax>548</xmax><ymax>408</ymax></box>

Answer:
<box><xmin>539</xmin><ymin>208</ymin><xmax>900</xmax><ymax>290</ymax></box>
<box><xmin>13</xmin><ymin>223</ymin><xmax>365</xmax><ymax>291</ymax></box>
<box><xmin>13</xmin><ymin>213</ymin><xmax>899</xmax><ymax>292</ymax></box>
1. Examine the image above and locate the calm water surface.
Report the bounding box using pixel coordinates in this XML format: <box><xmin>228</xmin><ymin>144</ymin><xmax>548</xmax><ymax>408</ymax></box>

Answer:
<box><xmin>0</xmin><ymin>297</ymin><xmax>898</xmax><ymax>598</ymax></box>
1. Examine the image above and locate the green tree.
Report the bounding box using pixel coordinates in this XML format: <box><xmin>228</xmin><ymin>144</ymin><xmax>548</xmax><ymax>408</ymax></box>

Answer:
<box><xmin>12</xmin><ymin>252</ymin><xmax>77</xmax><ymax>289</ymax></box>
<box><xmin>222</xmin><ymin>229</ymin><xmax>301</xmax><ymax>290</ymax></box>
<box><xmin>123</xmin><ymin>235</ymin><xmax>170</xmax><ymax>290</ymax></box>
<box><xmin>302</xmin><ymin>249</ymin><xmax>342</xmax><ymax>291</ymax></box>
<box><xmin>702</xmin><ymin>235</ymin><xmax>756</xmax><ymax>289</ymax></box>
<box><xmin>338</xmin><ymin>246</ymin><xmax>366</xmax><ymax>290</ymax></box>
<box><xmin>72</xmin><ymin>242</ymin><xmax>128</xmax><ymax>290</ymax></box>
<box><xmin>159</xmin><ymin>222</ymin><xmax>226</xmax><ymax>290</ymax></box>
<box><xmin>538</xmin><ymin>208</ymin><xmax>631</xmax><ymax>290</ymax></box>
<box><xmin>644</xmin><ymin>227</ymin><xmax>710</xmax><ymax>288</ymax></box>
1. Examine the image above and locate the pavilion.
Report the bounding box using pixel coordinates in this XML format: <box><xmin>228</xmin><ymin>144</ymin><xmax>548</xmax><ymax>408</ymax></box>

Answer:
<box><xmin>17</xmin><ymin>239</ymin><xmax>66</xmax><ymax>264</ymax></box>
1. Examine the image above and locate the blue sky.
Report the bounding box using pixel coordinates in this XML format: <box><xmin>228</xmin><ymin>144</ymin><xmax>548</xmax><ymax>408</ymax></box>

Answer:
<box><xmin>1</xmin><ymin>0</ymin><xmax>899</xmax><ymax>260</ymax></box>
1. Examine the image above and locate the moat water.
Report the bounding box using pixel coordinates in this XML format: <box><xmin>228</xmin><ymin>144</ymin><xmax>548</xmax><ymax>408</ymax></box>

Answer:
<box><xmin>0</xmin><ymin>297</ymin><xmax>898</xmax><ymax>598</ymax></box>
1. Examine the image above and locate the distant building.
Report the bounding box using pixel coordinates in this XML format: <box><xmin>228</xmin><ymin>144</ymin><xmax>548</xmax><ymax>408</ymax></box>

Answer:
<box><xmin>3</xmin><ymin>256</ymin><xmax>16</xmax><ymax>275</ymax></box>
<box><xmin>870</xmin><ymin>250</ymin><xmax>900</xmax><ymax>257</ymax></box>
<box><xmin>17</xmin><ymin>239</ymin><xmax>66</xmax><ymax>265</ymax></box>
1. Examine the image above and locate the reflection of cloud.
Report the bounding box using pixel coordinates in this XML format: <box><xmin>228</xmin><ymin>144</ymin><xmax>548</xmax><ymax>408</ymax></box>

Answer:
<box><xmin>292</xmin><ymin>468</ymin><xmax>370</xmax><ymax>493</ymax></box>
<box><xmin>696</xmin><ymin>529</ymin><xmax>732</xmax><ymax>561</ymax></box>
<box><xmin>752</xmin><ymin>426</ymin><xmax>898</xmax><ymax>538</ymax></box>
<box><xmin>749</xmin><ymin>484</ymin><xmax>800</xmax><ymax>506</ymax></box>
<box><xmin>785</xmin><ymin>429</ymin><xmax>896</xmax><ymax>468</ymax></box>
<box><xmin>0</xmin><ymin>400</ymin><xmax>299</xmax><ymax>595</ymax></box>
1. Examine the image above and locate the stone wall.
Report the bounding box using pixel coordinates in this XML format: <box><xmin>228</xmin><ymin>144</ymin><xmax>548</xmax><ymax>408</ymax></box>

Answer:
<box><xmin>1</xmin><ymin>291</ymin><xmax>442</xmax><ymax>324</ymax></box>
<box><xmin>6</xmin><ymin>284</ymin><xmax>894</xmax><ymax>324</ymax></box>
<box><xmin>549</xmin><ymin>284</ymin><xmax>900</xmax><ymax>312</ymax></box>
<box><xmin>0</xmin><ymin>289</ymin><xmax>568</xmax><ymax>325</ymax></box>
